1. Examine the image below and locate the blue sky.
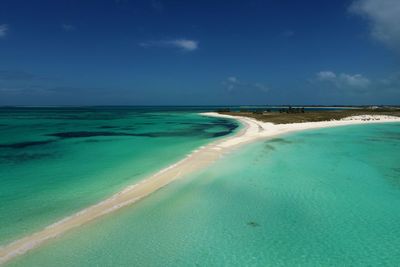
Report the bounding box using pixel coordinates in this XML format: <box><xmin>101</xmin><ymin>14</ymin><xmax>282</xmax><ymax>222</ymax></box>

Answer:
<box><xmin>0</xmin><ymin>0</ymin><xmax>399</xmax><ymax>105</ymax></box>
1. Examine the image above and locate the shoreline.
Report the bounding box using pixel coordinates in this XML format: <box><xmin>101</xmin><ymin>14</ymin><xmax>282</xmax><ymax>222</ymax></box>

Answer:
<box><xmin>1</xmin><ymin>112</ymin><xmax>400</xmax><ymax>264</ymax></box>
<box><xmin>202</xmin><ymin>112</ymin><xmax>400</xmax><ymax>148</ymax></box>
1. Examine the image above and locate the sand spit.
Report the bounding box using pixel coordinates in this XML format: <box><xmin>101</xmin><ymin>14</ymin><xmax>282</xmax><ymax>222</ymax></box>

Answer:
<box><xmin>1</xmin><ymin>112</ymin><xmax>399</xmax><ymax>265</ymax></box>
<box><xmin>206</xmin><ymin>113</ymin><xmax>400</xmax><ymax>147</ymax></box>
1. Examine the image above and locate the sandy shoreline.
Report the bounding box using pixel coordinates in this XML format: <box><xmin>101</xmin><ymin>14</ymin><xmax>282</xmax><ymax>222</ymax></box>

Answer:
<box><xmin>1</xmin><ymin>112</ymin><xmax>400</xmax><ymax>265</ymax></box>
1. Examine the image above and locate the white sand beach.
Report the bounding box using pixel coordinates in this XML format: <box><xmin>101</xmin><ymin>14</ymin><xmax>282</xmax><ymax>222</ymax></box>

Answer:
<box><xmin>1</xmin><ymin>112</ymin><xmax>399</xmax><ymax>265</ymax></box>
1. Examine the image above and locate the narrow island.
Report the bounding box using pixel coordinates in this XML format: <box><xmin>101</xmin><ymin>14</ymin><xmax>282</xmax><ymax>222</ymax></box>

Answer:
<box><xmin>216</xmin><ymin>106</ymin><xmax>400</xmax><ymax>124</ymax></box>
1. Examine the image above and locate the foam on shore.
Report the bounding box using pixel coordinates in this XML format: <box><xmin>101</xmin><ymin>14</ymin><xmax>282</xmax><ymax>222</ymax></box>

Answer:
<box><xmin>1</xmin><ymin>112</ymin><xmax>399</xmax><ymax>265</ymax></box>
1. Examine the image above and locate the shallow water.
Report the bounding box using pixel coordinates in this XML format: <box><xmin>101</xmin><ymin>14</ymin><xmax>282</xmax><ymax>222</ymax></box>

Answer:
<box><xmin>7</xmin><ymin>122</ymin><xmax>400</xmax><ymax>266</ymax></box>
<box><xmin>0</xmin><ymin>107</ymin><xmax>238</xmax><ymax>245</ymax></box>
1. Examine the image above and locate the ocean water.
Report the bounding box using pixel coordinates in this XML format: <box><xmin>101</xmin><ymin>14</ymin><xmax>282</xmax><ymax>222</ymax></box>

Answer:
<box><xmin>7</xmin><ymin>122</ymin><xmax>400</xmax><ymax>266</ymax></box>
<box><xmin>0</xmin><ymin>107</ymin><xmax>239</xmax><ymax>245</ymax></box>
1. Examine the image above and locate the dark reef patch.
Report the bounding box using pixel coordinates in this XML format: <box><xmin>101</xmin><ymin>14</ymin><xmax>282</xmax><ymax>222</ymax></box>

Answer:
<box><xmin>211</xmin><ymin>131</ymin><xmax>232</xmax><ymax>137</ymax></box>
<box><xmin>97</xmin><ymin>126</ymin><xmax>119</xmax><ymax>129</ymax></box>
<box><xmin>222</xmin><ymin>122</ymin><xmax>239</xmax><ymax>132</ymax></box>
<box><xmin>0</xmin><ymin>152</ymin><xmax>54</xmax><ymax>163</ymax></box>
<box><xmin>392</xmin><ymin>167</ymin><xmax>400</xmax><ymax>174</ymax></box>
<box><xmin>265</xmin><ymin>144</ymin><xmax>276</xmax><ymax>151</ymax></box>
<box><xmin>381</xmin><ymin>132</ymin><xmax>400</xmax><ymax>140</ymax></box>
<box><xmin>97</xmin><ymin>125</ymin><xmax>136</xmax><ymax>131</ymax></box>
<box><xmin>135</xmin><ymin>122</ymin><xmax>154</xmax><ymax>125</ymax></box>
<box><xmin>47</xmin><ymin>130</ymin><xmax>189</xmax><ymax>138</ymax></box>
<box><xmin>247</xmin><ymin>221</ymin><xmax>260</xmax><ymax>227</ymax></box>
<box><xmin>267</xmin><ymin>138</ymin><xmax>293</xmax><ymax>144</ymax></box>
<box><xmin>0</xmin><ymin>140</ymin><xmax>55</xmax><ymax>149</ymax></box>
<box><xmin>45</xmin><ymin>120</ymin><xmax>238</xmax><ymax>140</ymax></box>
<box><xmin>47</xmin><ymin>131</ymin><xmax>134</xmax><ymax>138</ymax></box>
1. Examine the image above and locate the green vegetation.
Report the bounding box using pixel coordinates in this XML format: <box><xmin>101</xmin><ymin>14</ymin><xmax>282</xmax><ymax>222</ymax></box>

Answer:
<box><xmin>217</xmin><ymin>108</ymin><xmax>400</xmax><ymax>124</ymax></box>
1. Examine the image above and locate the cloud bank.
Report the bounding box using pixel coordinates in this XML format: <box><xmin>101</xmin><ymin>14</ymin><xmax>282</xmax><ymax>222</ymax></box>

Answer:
<box><xmin>222</xmin><ymin>76</ymin><xmax>269</xmax><ymax>93</ymax></box>
<box><xmin>316</xmin><ymin>71</ymin><xmax>371</xmax><ymax>88</ymax></box>
<box><xmin>0</xmin><ymin>24</ymin><xmax>8</xmax><ymax>38</ymax></box>
<box><xmin>349</xmin><ymin>0</ymin><xmax>400</xmax><ymax>51</ymax></box>
<box><xmin>62</xmin><ymin>24</ymin><xmax>75</xmax><ymax>32</ymax></box>
<box><xmin>0</xmin><ymin>70</ymin><xmax>36</xmax><ymax>81</ymax></box>
<box><xmin>140</xmin><ymin>39</ymin><xmax>198</xmax><ymax>51</ymax></box>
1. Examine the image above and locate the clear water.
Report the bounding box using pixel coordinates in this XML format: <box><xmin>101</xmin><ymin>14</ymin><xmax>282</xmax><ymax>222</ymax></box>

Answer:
<box><xmin>7</xmin><ymin>122</ymin><xmax>400</xmax><ymax>266</ymax></box>
<box><xmin>0</xmin><ymin>107</ymin><xmax>238</xmax><ymax>245</ymax></box>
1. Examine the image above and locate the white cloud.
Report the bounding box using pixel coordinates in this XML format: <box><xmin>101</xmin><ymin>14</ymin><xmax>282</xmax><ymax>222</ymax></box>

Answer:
<box><xmin>349</xmin><ymin>0</ymin><xmax>400</xmax><ymax>51</ymax></box>
<box><xmin>227</xmin><ymin>76</ymin><xmax>238</xmax><ymax>83</ymax></box>
<box><xmin>339</xmin><ymin>73</ymin><xmax>370</xmax><ymax>88</ymax></box>
<box><xmin>168</xmin><ymin>39</ymin><xmax>198</xmax><ymax>51</ymax></box>
<box><xmin>317</xmin><ymin>71</ymin><xmax>337</xmax><ymax>81</ymax></box>
<box><xmin>140</xmin><ymin>39</ymin><xmax>198</xmax><ymax>52</ymax></box>
<box><xmin>62</xmin><ymin>24</ymin><xmax>75</xmax><ymax>32</ymax></box>
<box><xmin>315</xmin><ymin>71</ymin><xmax>370</xmax><ymax>88</ymax></box>
<box><xmin>253</xmin><ymin>83</ymin><xmax>270</xmax><ymax>92</ymax></box>
<box><xmin>0</xmin><ymin>24</ymin><xmax>8</xmax><ymax>38</ymax></box>
<box><xmin>222</xmin><ymin>76</ymin><xmax>239</xmax><ymax>91</ymax></box>
<box><xmin>222</xmin><ymin>76</ymin><xmax>269</xmax><ymax>93</ymax></box>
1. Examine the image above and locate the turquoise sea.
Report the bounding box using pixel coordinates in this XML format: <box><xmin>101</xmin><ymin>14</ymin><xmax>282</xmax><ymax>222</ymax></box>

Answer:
<box><xmin>0</xmin><ymin>107</ymin><xmax>238</xmax><ymax>246</ymax></box>
<box><xmin>2</xmin><ymin>109</ymin><xmax>400</xmax><ymax>266</ymax></box>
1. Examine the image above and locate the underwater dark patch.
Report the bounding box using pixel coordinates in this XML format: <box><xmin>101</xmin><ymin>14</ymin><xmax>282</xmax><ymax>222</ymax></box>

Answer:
<box><xmin>247</xmin><ymin>221</ymin><xmax>260</xmax><ymax>227</ymax></box>
<box><xmin>47</xmin><ymin>130</ymin><xmax>188</xmax><ymax>138</ymax></box>
<box><xmin>119</xmin><ymin>127</ymin><xmax>137</xmax><ymax>131</ymax></box>
<box><xmin>135</xmin><ymin>122</ymin><xmax>154</xmax><ymax>125</ymax></box>
<box><xmin>131</xmin><ymin>132</ymin><xmax>194</xmax><ymax>137</ymax></box>
<box><xmin>381</xmin><ymin>132</ymin><xmax>400</xmax><ymax>140</ymax></box>
<box><xmin>0</xmin><ymin>140</ymin><xmax>55</xmax><ymax>149</ymax></box>
<box><xmin>211</xmin><ymin>131</ymin><xmax>231</xmax><ymax>137</ymax></box>
<box><xmin>0</xmin><ymin>152</ymin><xmax>54</xmax><ymax>163</ymax></box>
<box><xmin>384</xmin><ymin>170</ymin><xmax>400</xmax><ymax>190</ymax></box>
<box><xmin>46</xmin><ymin>119</ymin><xmax>238</xmax><ymax>140</ymax></box>
<box><xmin>132</xmin><ymin>123</ymin><xmax>237</xmax><ymax>138</ymax></box>
<box><xmin>47</xmin><ymin>131</ymin><xmax>134</xmax><ymax>138</ymax></box>
<box><xmin>392</xmin><ymin>167</ymin><xmax>400</xmax><ymax>174</ymax></box>
<box><xmin>216</xmin><ymin>121</ymin><xmax>238</xmax><ymax>131</ymax></box>
<box><xmin>98</xmin><ymin>126</ymin><xmax>119</xmax><ymax>129</ymax></box>
<box><xmin>265</xmin><ymin>144</ymin><xmax>276</xmax><ymax>151</ymax></box>
<box><xmin>98</xmin><ymin>126</ymin><xmax>136</xmax><ymax>130</ymax></box>
<box><xmin>267</xmin><ymin>138</ymin><xmax>293</xmax><ymax>144</ymax></box>
<box><xmin>366</xmin><ymin>138</ymin><xmax>388</xmax><ymax>142</ymax></box>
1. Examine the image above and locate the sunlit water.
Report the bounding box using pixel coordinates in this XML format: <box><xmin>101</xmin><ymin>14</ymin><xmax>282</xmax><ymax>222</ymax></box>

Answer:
<box><xmin>7</xmin><ymin>122</ymin><xmax>400</xmax><ymax>266</ymax></box>
<box><xmin>0</xmin><ymin>107</ymin><xmax>238</xmax><ymax>245</ymax></box>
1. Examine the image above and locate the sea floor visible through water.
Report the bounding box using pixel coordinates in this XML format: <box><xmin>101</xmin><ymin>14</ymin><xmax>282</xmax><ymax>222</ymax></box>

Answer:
<box><xmin>6</xmin><ymin>122</ymin><xmax>400</xmax><ymax>266</ymax></box>
<box><xmin>0</xmin><ymin>107</ymin><xmax>239</xmax><ymax>246</ymax></box>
